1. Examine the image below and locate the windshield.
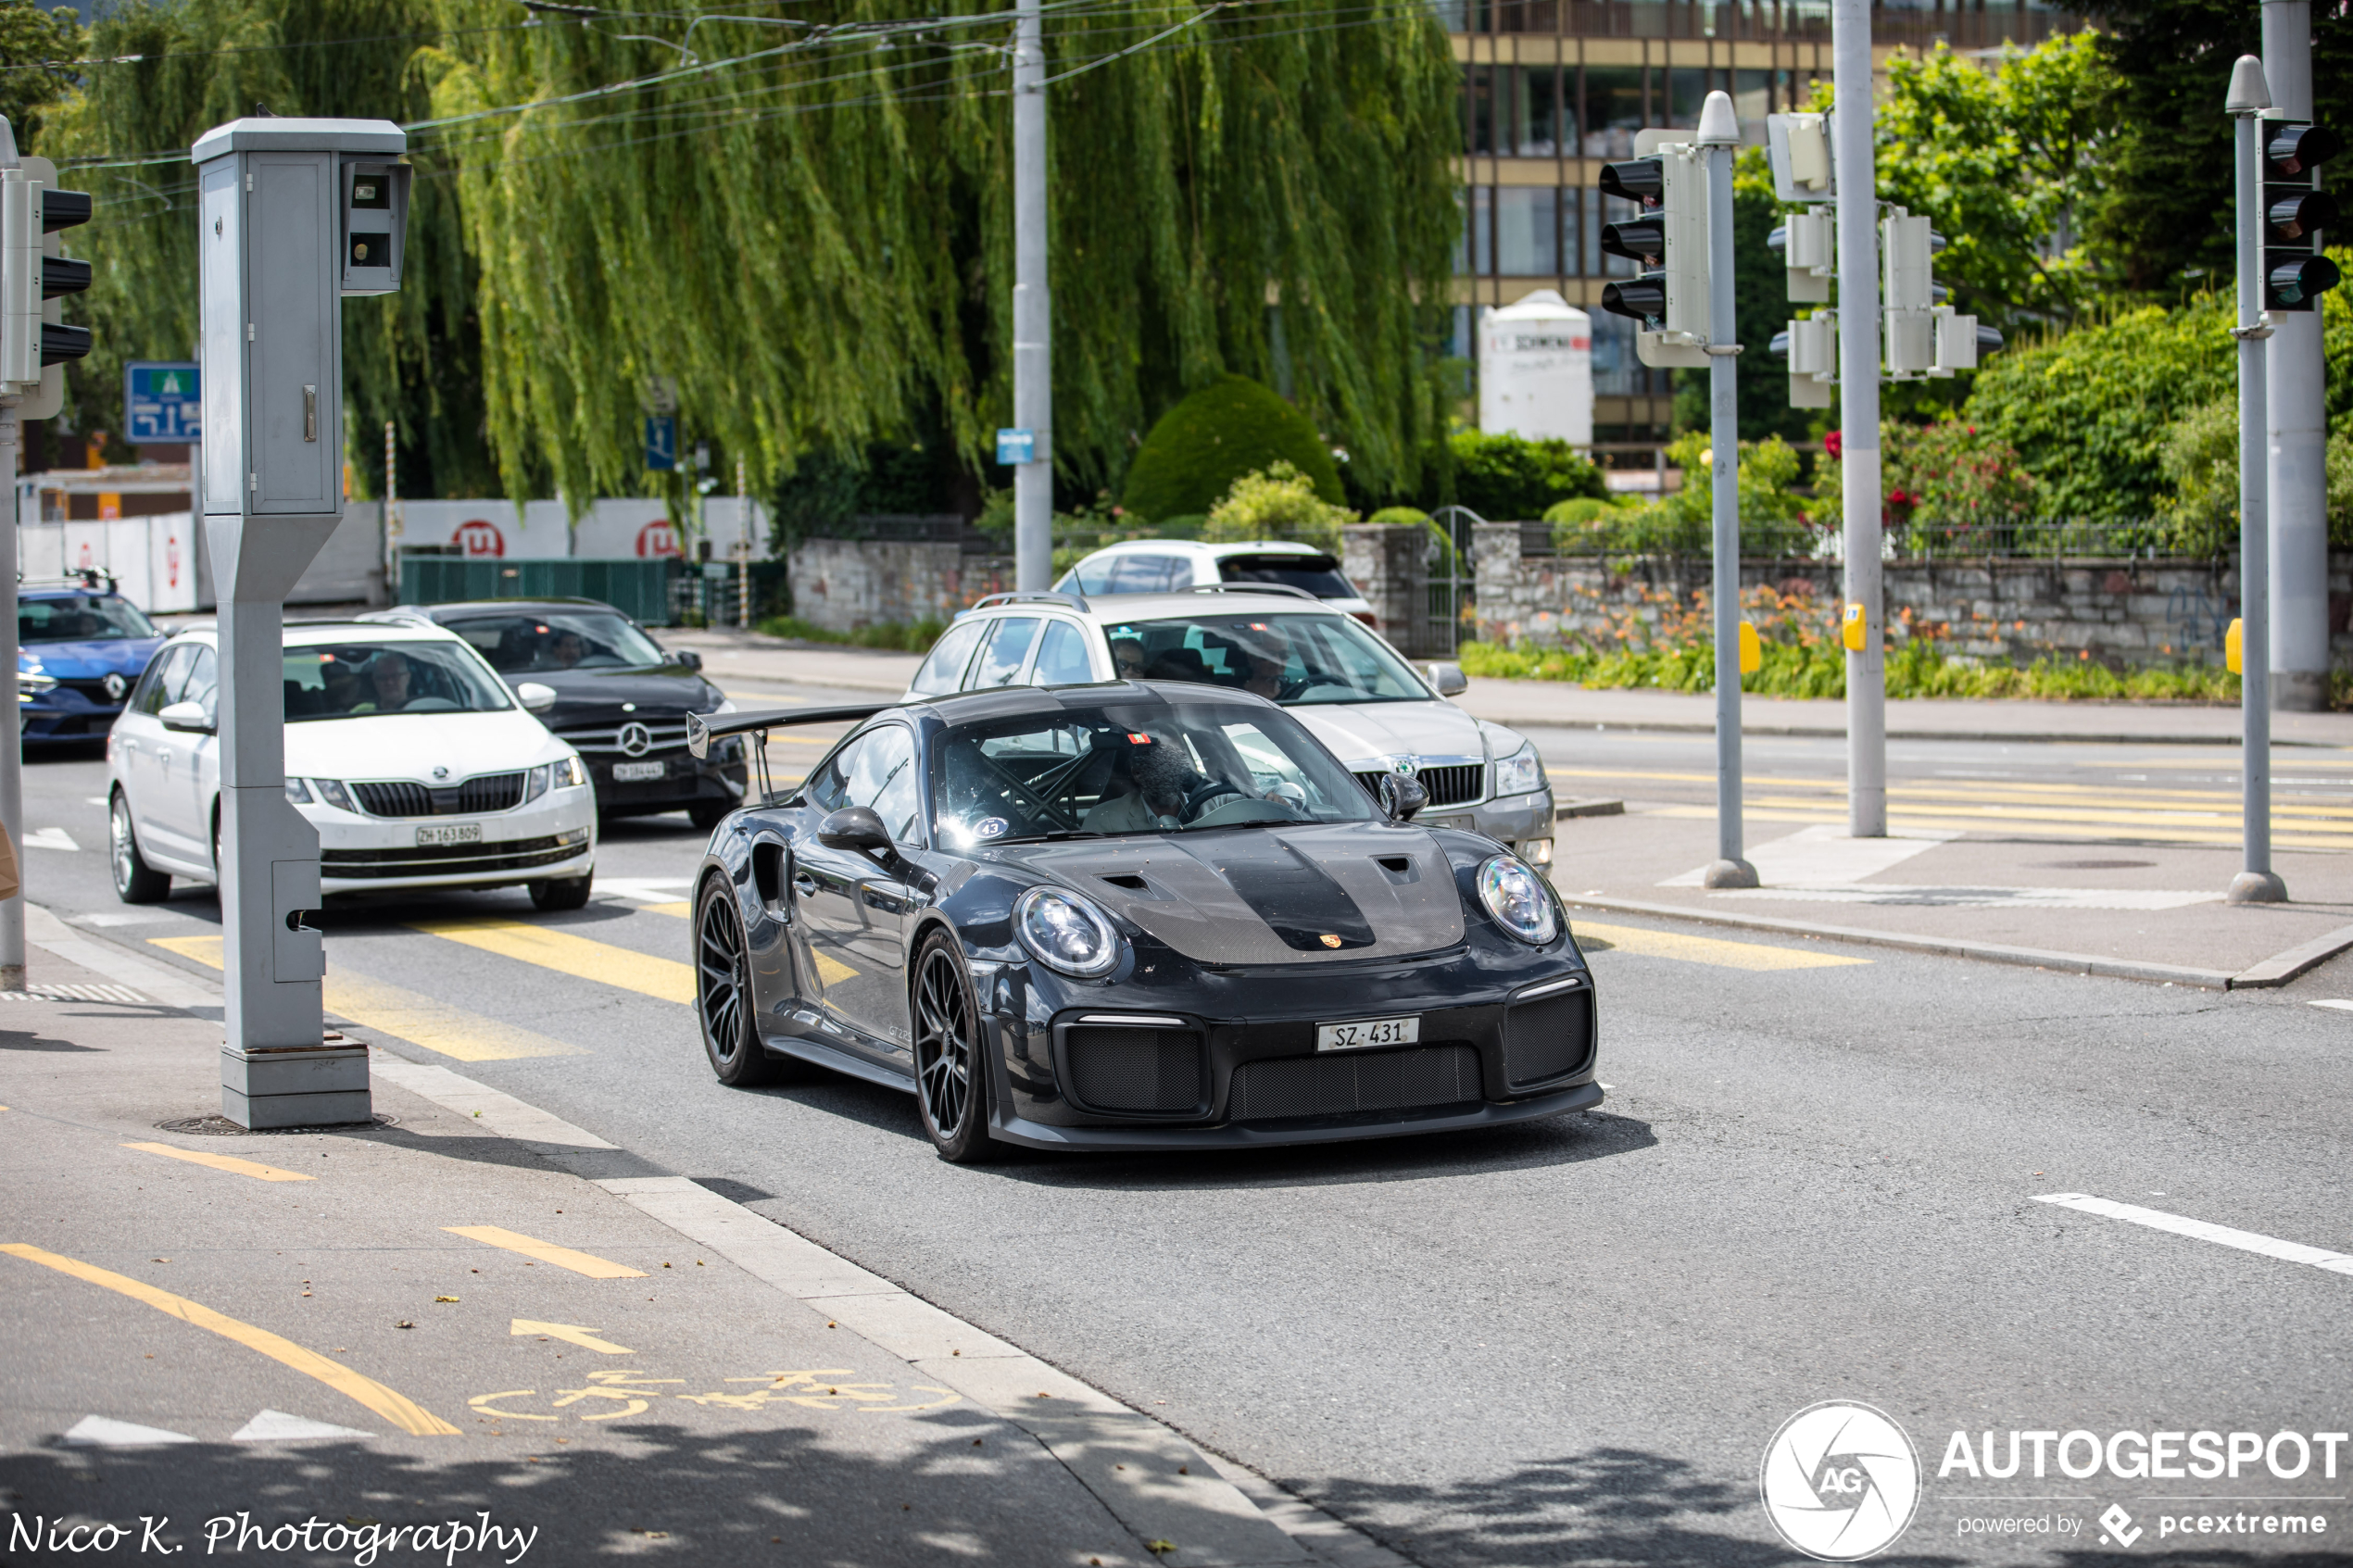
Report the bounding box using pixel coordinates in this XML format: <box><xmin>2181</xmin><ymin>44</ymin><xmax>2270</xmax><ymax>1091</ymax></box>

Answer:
<box><xmin>932</xmin><ymin>699</ymin><xmax>1377</xmax><ymax>847</ymax></box>
<box><xmin>1101</xmin><ymin>613</ymin><xmax>1428</xmax><ymax>706</ymax></box>
<box><xmin>20</xmin><ymin>595</ymin><xmax>157</xmax><ymax>643</ymax></box>
<box><xmin>1215</xmin><ymin>553</ymin><xmax>1356</xmax><ymax>599</ymax></box>
<box><xmin>443</xmin><ymin>611</ymin><xmax>669</xmax><ymax>674</ymax></box>
<box><xmin>282</xmin><ymin>641</ymin><xmax>515</xmax><ymax>721</ymax></box>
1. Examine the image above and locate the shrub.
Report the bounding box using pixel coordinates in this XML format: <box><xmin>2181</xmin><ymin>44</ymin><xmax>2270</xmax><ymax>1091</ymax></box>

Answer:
<box><xmin>1882</xmin><ymin>419</ymin><xmax>2038</xmax><ymax>545</ymax></box>
<box><xmin>1366</xmin><ymin>506</ymin><xmax>1431</xmax><ymax>527</ymax></box>
<box><xmin>1202</xmin><ymin>462</ymin><xmax>1358</xmax><ymax>553</ymax></box>
<box><xmin>1122</xmin><ymin>376</ymin><xmax>1343</xmax><ymax>523</ymax></box>
<box><xmin>758</xmin><ymin>616</ymin><xmax>945</xmax><ymax>653</ymax></box>
<box><xmin>1446</xmin><ymin>430</ymin><xmax>1606</xmax><ymax>521</ymax></box>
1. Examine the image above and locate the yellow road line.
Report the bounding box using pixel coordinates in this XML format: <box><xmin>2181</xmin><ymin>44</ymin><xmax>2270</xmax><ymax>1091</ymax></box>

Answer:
<box><xmin>444</xmin><ymin>1225</ymin><xmax>648</xmax><ymax>1279</ymax></box>
<box><xmin>1642</xmin><ymin>803</ymin><xmax>2353</xmax><ymax>848</ymax></box>
<box><xmin>409</xmin><ymin>920</ymin><xmax>696</xmax><ymax>1005</ymax></box>
<box><xmin>0</xmin><ymin>1243</ymin><xmax>459</xmax><ymax>1436</ymax></box>
<box><xmin>1574</xmin><ymin>919</ymin><xmax>1870</xmax><ymax>971</ymax></box>
<box><xmin>511</xmin><ymin>1318</ymin><xmax>635</xmax><ymax>1354</ymax></box>
<box><xmin>121</xmin><ymin>1142</ymin><xmax>314</xmax><ymax>1183</ymax></box>
<box><xmin>147</xmin><ymin>937</ymin><xmax>582</xmax><ymax>1061</ymax></box>
<box><xmin>637</xmin><ymin>901</ymin><xmax>692</xmax><ymax>918</ymax></box>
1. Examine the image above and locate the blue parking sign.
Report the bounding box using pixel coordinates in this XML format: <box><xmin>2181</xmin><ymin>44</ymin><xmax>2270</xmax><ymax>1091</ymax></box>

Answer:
<box><xmin>124</xmin><ymin>362</ymin><xmax>201</xmax><ymax>444</ymax></box>
<box><xmin>996</xmin><ymin>428</ymin><xmax>1035</xmax><ymax>465</ymax></box>
<box><xmin>645</xmin><ymin>414</ymin><xmax>678</xmax><ymax>471</ymax></box>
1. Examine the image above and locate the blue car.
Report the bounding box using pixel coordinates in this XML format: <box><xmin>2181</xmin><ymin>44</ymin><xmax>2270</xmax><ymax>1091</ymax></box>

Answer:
<box><xmin>19</xmin><ymin>575</ymin><xmax>168</xmax><ymax>746</ymax></box>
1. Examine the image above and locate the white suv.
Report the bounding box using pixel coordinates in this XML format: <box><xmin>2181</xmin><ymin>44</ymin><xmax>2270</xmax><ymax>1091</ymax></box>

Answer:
<box><xmin>107</xmin><ymin>619</ymin><xmax>598</xmax><ymax>909</ymax></box>
<box><xmin>904</xmin><ymin>587</ymin><xmax>1554</xmax><ymax>865</ymax></box>
<box><xmin>1054</xmin><ymin>539</ymin><xmax>1374</xmax><ymax>621</ymax></box>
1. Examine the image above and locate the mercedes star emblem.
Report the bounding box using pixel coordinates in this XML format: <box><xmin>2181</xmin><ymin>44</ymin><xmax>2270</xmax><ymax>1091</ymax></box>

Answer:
<box><xmin>618</xmin><ymin>721</ymin><xmax>654</xmax><ymax>758</ymax></box>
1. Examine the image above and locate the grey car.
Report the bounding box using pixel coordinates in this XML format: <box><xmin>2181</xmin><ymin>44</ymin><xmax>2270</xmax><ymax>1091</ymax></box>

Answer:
<box><xmin>900</xmin><ymin>587</ymin><xmax>1554</xmax><ymax>867</ymax></box>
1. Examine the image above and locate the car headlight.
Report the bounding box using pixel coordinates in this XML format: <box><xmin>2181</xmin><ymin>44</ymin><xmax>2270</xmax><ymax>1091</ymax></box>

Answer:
<box><xmin>554</xmin><ymin>755</ymin><xmax>586</xmax><ymax>789</ymax></box>
<box><xmin>1477</xmin><ymin>854</ymin><xmax>1559</xmax><ymax>945</ymax></box>
<box><xmin>17</xmin><ymin>671</ymin><xmax>55</xmax><ymax>701</ymax></box>
<box><xmin>523</xmin><ymin>763</ymin><xmax>550</xmax><ymax>803</ymax></box>
<box><xmin>283</xmin><ymin>777</ymin><xmax>314</xmax><ymax>805</ymax></box>
<box><xmin>1491</xmin><ymin>741</ymin><xmax>1542</xmax><ymax>798</ymax></box>
<box><xmin>1014</xmin><ymin>886</ymin><xmax>1124</xmax><ymax>979</ymax></box>
<box><xmin>314</xmin><ymin>778</ymin><xmax>357</xmax><ymax>812</ymax></box>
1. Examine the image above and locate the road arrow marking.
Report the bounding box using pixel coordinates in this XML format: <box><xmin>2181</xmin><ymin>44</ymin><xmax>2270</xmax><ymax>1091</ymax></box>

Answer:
<box><xmin>447</xmin><ymin>1226</ymin><xmax>647</xmax><ymax>1279</ymax></box>
<box><xmin>511</xmin><ymin>1319</ymin><xmax>634</xmax><ymax>1354</ymax></box>
<box><xmin>23</xmin><ymin>827</ymin><xmax>77</xmax><ymax>852</ymax></box>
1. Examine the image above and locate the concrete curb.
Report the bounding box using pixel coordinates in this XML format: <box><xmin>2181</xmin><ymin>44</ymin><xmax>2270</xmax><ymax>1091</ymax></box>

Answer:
<box><xmin>1561</xmin><ymin>895</ymin><xmax>2241</xmax><ymax>989</ymax></box>
<box><xmin>1508</xmin><ymin>718</ymin><xmax>2338</xmax><ymax>747</ymax></box>
<box><xmin>2226</xmin><ymin>922</ymin><xmax>2353</xmax><ymax>989</ymax></box>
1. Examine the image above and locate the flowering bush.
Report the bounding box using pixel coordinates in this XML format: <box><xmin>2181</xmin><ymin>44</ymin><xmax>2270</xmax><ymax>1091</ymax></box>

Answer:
<box><xmin>1202</xmin><ymin>462</ymin><xmax>1358</xmax><ymax>552</ymax></box>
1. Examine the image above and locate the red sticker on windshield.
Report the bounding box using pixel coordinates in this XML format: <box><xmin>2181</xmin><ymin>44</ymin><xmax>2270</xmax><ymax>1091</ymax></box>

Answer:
<box><xmin>1127</xmin><ymin>733</ymin><xmax>1152</xmax><ymax>746</ymax></box>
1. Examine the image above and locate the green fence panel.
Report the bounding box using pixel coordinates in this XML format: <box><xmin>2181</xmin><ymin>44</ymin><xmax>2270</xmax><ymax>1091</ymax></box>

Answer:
<box><xmin>396</xmin><ymin>557</ymin><xmax>681</xmax><ymax>624</ymax></box>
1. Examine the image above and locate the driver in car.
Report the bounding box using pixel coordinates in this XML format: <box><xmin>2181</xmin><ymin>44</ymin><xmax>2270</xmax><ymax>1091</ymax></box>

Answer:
<box><xmin>355</xmin><ymin>651</ymin><xmax>417</xmax><ymax>713</ymax></box>
<box><xmin>1081</xmin><ymin>732</ymin><xmax>1200</xmax><ymax>832</ymax></box>
<box><xmin>1233</xmin><ymin>626</ymin><xmax>1292</xmax><ymax>701</ymax></box>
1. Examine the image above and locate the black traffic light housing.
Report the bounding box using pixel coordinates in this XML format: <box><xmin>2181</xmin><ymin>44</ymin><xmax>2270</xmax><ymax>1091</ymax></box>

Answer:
<box><xmin>40</xmin><ymin>183</ymin><xmax>91</xmax><ymax>365</ymax></box>
<box><xmin>1597</xmin><ymin>157</ymin><xmax>1669</xmax><ymax>327</ymax></box>
<box><xmin>2263</xmin><ymin>119</ymin><xmax>2342</xmax><ymax>313</ymax></box>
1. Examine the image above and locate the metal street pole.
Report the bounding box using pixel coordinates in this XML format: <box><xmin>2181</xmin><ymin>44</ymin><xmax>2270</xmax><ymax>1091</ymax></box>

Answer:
<box><xmin>1833</xmin><ymin>0</ymin><xmax>1884</xmax><ymax>838</ymax></box>
<box><xmin>2262</xmin><ymin>1</ymin><xmax>2327</xmax><ymax>712</ymax></box>
<box><xmin>2228</xmin><ymin>56</ymin><xmax>2288</xmax><ymax>904</ymax></box>
<box><xmin>1011</xmin><ymin>0</ymin><xmax>1051</xmax><ymax>591</ymax></box>
<box><xmin>1698</xmin><ymin>91</ymin><xmax>1755</xmax><ymax>889</ymax></box>
<box><xmin>0</xmin><ymin>403</ymin><xmax>21</xmax><ymax>990</ymax></box>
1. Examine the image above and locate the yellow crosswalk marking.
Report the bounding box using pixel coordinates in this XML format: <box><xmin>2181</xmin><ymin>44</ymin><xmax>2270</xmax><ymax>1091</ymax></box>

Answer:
<box><xmin>638</xmin><ymin>901</ymin><xmax>692</xmax><ymax>918</ymax></box>
<box><xmin>121</xmin><ymin>1141</ymin><xmax>314</xmax><ymax>1183</ymax></box>
<box><xmin>446</xmin><ymin>1226</ymin><xmax>647</xmax><ymax>1279</ymax></box>
<box><xmin>628</xmin><ymin>901</ymin><xmax>854</xmax><ymax>983</ymax></box>
<box><xmin>511</xmin><ymin>1318</ymin><xmax>634</xmax><ymax>1354</ymax></box>
<box><xmin>1574</xmin><ymin>919</ymin><xmax>1869</xmax><ymax>971</ymax></box>
<box><xmin>146</xmin><ymin>936</ymin><xmax>583</xmax><ymax>1060</ymax></box>
<box><xmin>408</xmin><ymin>919</ymin><xmax>696</xmax><ymax>1005</ymax></box>
<box><xmin>0</xmin><ymin>1243</ymin><xmax>459</xmax><ymax>1436</ymax></box>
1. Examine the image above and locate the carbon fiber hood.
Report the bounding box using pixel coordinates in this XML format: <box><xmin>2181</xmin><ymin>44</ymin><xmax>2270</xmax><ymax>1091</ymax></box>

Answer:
<box><xmin>993</xmin><ymin>822</ymin><xmax>1466</xmax><ymax>965</ymax></box>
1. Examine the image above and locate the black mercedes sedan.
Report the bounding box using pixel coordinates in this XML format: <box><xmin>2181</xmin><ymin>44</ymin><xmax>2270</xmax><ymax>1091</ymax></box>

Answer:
<box><xmin>685</xmin><ymin>680</ymin><xmax>1599</xmax><ymax>1161</ymax></box>
<box><xmin>367</xmin><ymin>598</ymin><xmax>748</xmax><ymax>828</ymax></box>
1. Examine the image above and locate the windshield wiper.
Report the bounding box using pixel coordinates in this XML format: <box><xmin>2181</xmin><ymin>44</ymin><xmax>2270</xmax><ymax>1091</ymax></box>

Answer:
<box><xmin>989</xmin><ymin>829</ymin><xmax>1105</xmax><ymax>844</ymax></box>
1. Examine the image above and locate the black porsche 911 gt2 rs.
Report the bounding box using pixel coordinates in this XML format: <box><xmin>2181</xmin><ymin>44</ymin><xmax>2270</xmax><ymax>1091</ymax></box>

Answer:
<box><xmin>684</xmin><ymin>679</ymin><xmax>1600</xmax><ymax>1161</ymax></box>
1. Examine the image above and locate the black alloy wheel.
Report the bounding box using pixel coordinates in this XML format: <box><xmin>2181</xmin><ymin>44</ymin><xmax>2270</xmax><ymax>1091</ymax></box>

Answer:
<box><xmin>696</xmin><ymin>877</ymin><xmax>786</xmax><ymax>1086</ymax></box>
<box><xmin>912</xmin><ymin>934</ymin><xmax>1000</xmax><ymax>1163</ymax></box>
<box><xmin>109</xmin><ymin>792</ymin><xmax>170</xmax><ymax>904</ymax></box>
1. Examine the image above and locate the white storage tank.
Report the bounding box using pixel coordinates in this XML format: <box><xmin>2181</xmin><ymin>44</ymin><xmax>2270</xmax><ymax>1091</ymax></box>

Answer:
<box><xmin>1478</xmin><ymin>289</ymin><xmax>1594</xmax><ymax>447</ymax></box>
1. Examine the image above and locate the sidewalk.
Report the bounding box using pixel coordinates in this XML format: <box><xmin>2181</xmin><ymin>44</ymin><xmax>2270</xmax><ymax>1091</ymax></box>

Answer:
<box><xmin>1548</xmin><ymin>807</ymin><xmax>2353</xmax><ymax>987</ymax></box>
<box><xmin>664</xmin><ymin>627</ymin><xmax>2353</xmax><ymax>747</ymax></box>
<box><xmin>0</xmin><ymin>922</ymin><xmax>1376</xmax><ymax>1568</ymax></box>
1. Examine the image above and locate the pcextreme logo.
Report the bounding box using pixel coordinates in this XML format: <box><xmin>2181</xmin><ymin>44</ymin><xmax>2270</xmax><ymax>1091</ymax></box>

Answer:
<box><xmin>1760</xmin><ymin>1401</ymin><xmax>1923</xmax><ymax>1562</ymax></box>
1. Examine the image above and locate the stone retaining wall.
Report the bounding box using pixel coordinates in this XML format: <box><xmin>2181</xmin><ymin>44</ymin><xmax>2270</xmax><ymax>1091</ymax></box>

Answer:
<box><xmin>786</xmin><ymin>538</ymin><xmax>1018</xmax><ymax>632</ymax></box>
<box><xmin>1463</xmin><ymin>521</ymin><xmax>2353</xmax><ymax>669</ymax></box>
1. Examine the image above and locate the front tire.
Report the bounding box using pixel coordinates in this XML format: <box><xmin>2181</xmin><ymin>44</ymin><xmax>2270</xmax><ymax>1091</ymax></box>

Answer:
<box><xmin>696</xmin><ymin>877</ymin><xmax>793</xmax><ymax>1086</ymax></box>
<box><xmin>109</xmin><ymin>792</ymin><xmax>170</xmax><ymax>904</ymax></box>
<box><xmin>912</xmin><ymin>934</ymin><xmax>1001</xmax><ymax>1163</ymax></box>
<box><xmin>528</xmin><ymin>871</ymin><xmax>593</xmax><ymax>911</ymax></box>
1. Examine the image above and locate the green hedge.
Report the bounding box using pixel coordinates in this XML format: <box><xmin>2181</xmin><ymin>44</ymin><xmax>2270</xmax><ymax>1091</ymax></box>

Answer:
<box><xmin>1122</xmin><ymin>376</ymin><xmax>1343</xmax><ymax>523</ymax></box>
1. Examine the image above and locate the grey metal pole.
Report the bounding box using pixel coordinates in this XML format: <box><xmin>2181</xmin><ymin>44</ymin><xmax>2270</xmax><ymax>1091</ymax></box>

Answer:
<box><xmin>1699</xmin><ymin>92</ymin><xmax>1755</xmax><ymax>889</ymax></box>
<box><xmin>0</xmin><ymin>406</ymin><xmax>21</xmax><ymax>989</ymax></box>
<box><xmin>1011</xmin><ymin>0</ymin><xmax>1051</xmax><ymax>591</ymax></box>
<box><xmin>1833</xmin><ymin>0</ymin><xmax>1884</xmax><ymax>838</ymax></box>
<box><xmin>2262</xmin><ymin>1</ymin><xmax>2327</xmax><ymax>712</ymax></box>
<box><xmin>2229</xmin><ymin>56</ymin><xmax>2288</xmax><ymax>903</ymax></box>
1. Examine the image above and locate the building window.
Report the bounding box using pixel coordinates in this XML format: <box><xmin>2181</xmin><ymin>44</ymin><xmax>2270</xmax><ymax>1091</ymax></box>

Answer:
<box><xmin>1667</xmin><ymin>67</ymin><xmax>1707</xmax><ymax>127</ymax></box>
<box><xmin>1495</xmin><ymin>187</ymin><xmax>1558</xmax><ymax>276</ymax></box>
<box><xmin>1582</xmin><ymin>67</ymin><xmax>1642</xmax><ymax>160</ymax></box>
<box><xmin>1734</xmin><ymin>69</ymin><xmax>1774</xmax><ymax>139</ymax></box>
<box><xmin>1591</xmin><ymin>311</ymin><xmax>1642</xmax><ymax>397</ymax></box>
<box><xmin>1471</xmin><ymin>186</ymin><xmax>1493</xmax><ymax>275</ymax></box>
<box><xmin>1428</xmin><ymin>0</ymin><xmax>1468</xmax><ymax>31</ymax></box>
<box><xmin>1467</xmin><ymin>64</ymin><xmax>1496</xmax><ymax>156</ymax></box>
<box><xmin>1512</xmin><ymin>66</ymin><xmax>1560</xmax><ymax>157</ymax></box>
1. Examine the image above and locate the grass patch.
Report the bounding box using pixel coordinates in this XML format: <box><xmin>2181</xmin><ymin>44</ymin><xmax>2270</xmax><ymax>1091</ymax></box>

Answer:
<box><xmin>756</xmin><ymin>616</ymin><xmax>945</xmax><ymax>653</ymax></box>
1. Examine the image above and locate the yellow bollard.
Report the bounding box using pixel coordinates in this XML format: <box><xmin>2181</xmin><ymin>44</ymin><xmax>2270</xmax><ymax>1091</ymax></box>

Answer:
<box><xmin>2225</xmin><ymin>617</ymin><xmax>2244</xmax><ymax>674</ymax></box>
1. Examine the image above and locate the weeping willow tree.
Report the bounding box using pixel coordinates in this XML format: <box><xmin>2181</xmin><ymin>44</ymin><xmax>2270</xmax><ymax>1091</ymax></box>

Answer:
<box><xmin>46</xmin><ymin>0</ymin><xmax>1458</xmax><ymax>513</ymax></box>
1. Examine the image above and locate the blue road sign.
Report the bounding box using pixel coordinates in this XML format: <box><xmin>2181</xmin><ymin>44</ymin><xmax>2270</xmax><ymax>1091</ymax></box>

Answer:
<box><xmin>645</xmin><ymin>414</ymin><xmax>678</xmax><ymax>471</ymax></box>
<box><xmin>124</xmin><ymin>362</ymin><xmax>201</xmax><ymax>444</ymax></box>
<box><xmin>996</xmin><ymin>428</ymin><xmax>1035</xmax><ymax>465</ymax></box>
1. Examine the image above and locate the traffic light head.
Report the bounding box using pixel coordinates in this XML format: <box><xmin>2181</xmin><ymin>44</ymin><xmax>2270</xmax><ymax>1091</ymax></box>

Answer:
<box><xmin>1599</xmin><ymin>215</ymin><xmax>1667</xmax><ymax>268</ymax></box>
<box><xmin>1597</xmin><ymin>157</ymin><xmax>1663</xmax><ymax>207</ymax></box>
<box><xmin>1600</xmin><ymin>276</ymin><xmax>1668</xmax><ymax>329</ymax></box>
<box><xmin>2260</xmin><ymin>118</ymin><xmax>2341</xmax><ymax>312</ymax></box>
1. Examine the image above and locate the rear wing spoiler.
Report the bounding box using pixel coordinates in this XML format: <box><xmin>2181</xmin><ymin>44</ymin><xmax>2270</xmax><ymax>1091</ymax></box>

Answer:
<box><xmin>686</xmin><ymin>702</ymin><xmax>892</xmax><ymax>804</ymax></box>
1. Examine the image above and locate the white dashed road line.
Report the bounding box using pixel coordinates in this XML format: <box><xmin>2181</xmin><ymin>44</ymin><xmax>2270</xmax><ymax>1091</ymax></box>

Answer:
<box><xmin>2032</xmin><ymin>1193</ymin><xmax>2353</xmax><ymax>1279</ymax></box>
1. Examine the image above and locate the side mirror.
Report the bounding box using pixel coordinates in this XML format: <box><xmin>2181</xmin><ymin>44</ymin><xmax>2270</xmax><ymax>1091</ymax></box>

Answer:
<box><xmin>1427</xmin><ymin>661</ymin><xmax>1468</xmax><ymax>697</ymax></box>
<box><xmin>671</xmin><ymin>648</ymin><xmax>704</xmax><ymax>672</ymax></box>
<box><xmin>515</xmin><ymin>681</ymin><xmax>557</xmax><ymax>713</ymax></box>
<box><xmin>817</xmin><ymin>805</ymin><xmax>893</xmax><ymax>857</ymax></box>
<box><xmin>158</xmin><ymin>700</ymin><xmax>215</xmax><ymax>734</ymax></box>
<box><xmin>1377</xmin><ymin>773</ymin><xmax>1428</xmax><ymax>822</ymax></box>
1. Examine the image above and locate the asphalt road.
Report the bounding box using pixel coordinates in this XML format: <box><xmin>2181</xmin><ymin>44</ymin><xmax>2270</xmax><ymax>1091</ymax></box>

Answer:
<box><xmin>16</xmin><ymin>705</ymin><xmax>2353</xmax><ymax>1565</ymax></box>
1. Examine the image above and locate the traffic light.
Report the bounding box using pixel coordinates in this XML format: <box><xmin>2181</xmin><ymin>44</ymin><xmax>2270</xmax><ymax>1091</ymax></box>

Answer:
<box><xmin>1879</xmin><ymin>205</ymin><xmax>1992</xmax><ymax>380</ymax></box>
<box><xmin>1768</xmin><ymin>311</ymin><xmax>1836</xmax><ymax>408</ymax></box>
<box><xmin>1596</xmin><ymin>139</ymin><xmax>1707</xmax><ymax>368</ymax></box>
<box><xmin>1767</xmin><ymin>208</ymin><xmax>1832</xmax><ymax>304</ymax></box>
<box><xmin>2263</xmin><ymin>119</ymin><xmax>2342</xmax><ymax>311</ymax></box>
<box><xmin>0</xmin><ymin>141</ymin><xmax>91</xmax><ymax>414</ymax></box>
